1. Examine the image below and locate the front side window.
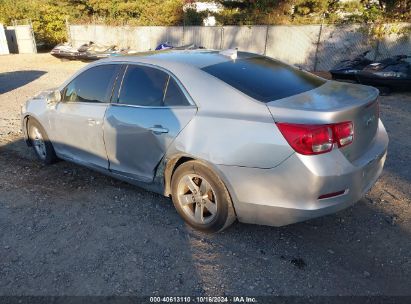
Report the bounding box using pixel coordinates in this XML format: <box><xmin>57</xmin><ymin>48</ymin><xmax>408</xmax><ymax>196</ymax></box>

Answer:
<box><xmin>118</xmin><ymin>65</ymin><xmax>190</xmax><ymax>107</ymax></box>
<box><xmin>62</xmin><ymin>64</ymin><xmax>120</xmax><ymax>103</ymax></box>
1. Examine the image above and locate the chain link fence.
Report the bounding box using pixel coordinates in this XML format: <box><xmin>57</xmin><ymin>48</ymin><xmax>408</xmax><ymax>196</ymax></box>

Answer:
<box><xmin>68</xmin><ymin>23</ymin><xmax>411</xmax><ymax>71</ymax></box>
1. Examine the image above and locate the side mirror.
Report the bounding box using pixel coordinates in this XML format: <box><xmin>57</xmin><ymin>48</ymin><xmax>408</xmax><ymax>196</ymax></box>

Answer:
<box><xmin>46</xmin><ymin>89</ymin><xmax>61</xmax><ymax>106</ymax></box>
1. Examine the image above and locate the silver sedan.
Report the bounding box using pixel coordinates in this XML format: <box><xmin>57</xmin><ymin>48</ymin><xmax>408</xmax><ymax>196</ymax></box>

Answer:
<box><xmin>21</xmin><ymin>50</ymin><xmax>388</xmax><ymax>232</ymax></box>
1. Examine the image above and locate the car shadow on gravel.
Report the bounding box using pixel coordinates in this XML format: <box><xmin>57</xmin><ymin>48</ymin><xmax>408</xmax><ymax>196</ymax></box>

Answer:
<box><xmin>0</xmin><ymin>137</ymin><xmax>410</xmax><ymax>296</ymax></box>
<box><xmin>0</xmin><ymin>70</ymin><xmax>47</xmax><ymax>94</ymax></box>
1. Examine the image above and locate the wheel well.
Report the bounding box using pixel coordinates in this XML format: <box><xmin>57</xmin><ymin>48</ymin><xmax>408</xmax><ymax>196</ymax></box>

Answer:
<box><xmin>173</xmin><ymin>157</ymin><xmax>193</xmax><ymax>174</ymax></box>
<box><xmin>23</xmin><ymin>115</ymin><xmax>32</xmax><ymax>146</ymax></box>
<box><xmin>163</xmin><ymin>156</ymin><xmax>238</xmax><ymax>219</ymax></box>
<box><xmin>24</xmin><ymin>116</ymin><xmax>53</xmax><ymax>148</ymax></box>
<box><xmin>164</xmin><ymin>156</ymin><xmax>194</xmax><ymax>197</ymax></box>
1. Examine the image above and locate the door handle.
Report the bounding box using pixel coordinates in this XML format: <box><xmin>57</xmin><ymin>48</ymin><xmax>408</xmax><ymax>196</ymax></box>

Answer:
<box><xmin>148</xmin><ymin>126</ymin><xmax>169</xmax><ymax>134</ymax></box>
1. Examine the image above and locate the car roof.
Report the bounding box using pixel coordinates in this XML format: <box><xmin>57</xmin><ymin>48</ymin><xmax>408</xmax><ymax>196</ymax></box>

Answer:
<box><xmin>93</xmin><ymin>49</ymin><xmax>270</xmax><ymax>114</ymax></box>
<box><xmin>105</xmin><ymin>49</ymin><xmax>260</xmax><ymax>69</ymax></box>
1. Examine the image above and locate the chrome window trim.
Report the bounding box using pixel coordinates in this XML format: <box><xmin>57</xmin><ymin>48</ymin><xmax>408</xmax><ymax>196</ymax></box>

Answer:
<box><xmin>163</xmin><ymin>75</ymin><xmax>171</xmax><ymax>102</ymax></box>
<box><xmin>115</xmin><ymin>64</ymin><xmax>128</xmax><ymax>104</ymax></box>
<box><xmin>110</xmin><ymin>103</ymin><xmax>197</xmax><ymax>110</ymax></box>
<box><xmin>56</xmin><ymin>101</ymin><xmax>110</xmax><ymax>106</ymax></box>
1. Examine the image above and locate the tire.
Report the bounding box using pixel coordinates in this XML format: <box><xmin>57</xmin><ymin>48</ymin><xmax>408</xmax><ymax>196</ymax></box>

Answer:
<box><xmin>171</xmin><ymin>160</ymin><xmax>236</xmax><ymax>233</ymax></box>
<box><xmin>28</xmin><ymin>119</ymin><xmax>58</xmax><ymax>165</ymax></box>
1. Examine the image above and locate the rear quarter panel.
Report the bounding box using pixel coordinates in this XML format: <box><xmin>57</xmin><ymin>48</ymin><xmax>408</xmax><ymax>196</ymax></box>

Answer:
<box><xmin>160</xmin><ymin>66</ymin><xmax>294</xmax><ymax>168</ymax></box>
<box><xmin>168</xmin><ymin>112</ymin><xmax>293</xmax><ymax>168</ymax></box>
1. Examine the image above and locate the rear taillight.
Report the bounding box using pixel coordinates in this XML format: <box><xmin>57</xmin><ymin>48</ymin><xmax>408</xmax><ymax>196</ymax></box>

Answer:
<box><xmin>275</xmin><ymin>123</ymin><xmax>333</xmax><ymax>155</ymax></box>
<box><xmin>276</xmin><ymin>121</ymin><xmax>354</xmax><ymax>155</ymax></box>
<box><xmin>333</xmin><ymin>121</ymin><xmax>354</xmax><ymax>147</ymax></box>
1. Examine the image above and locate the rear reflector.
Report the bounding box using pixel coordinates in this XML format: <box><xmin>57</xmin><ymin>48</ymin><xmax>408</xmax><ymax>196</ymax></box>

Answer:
<box><xmin>276</xmin><ymin>121</ymin><xmax>354</xmax><ymax>155</ymax></box>
<box><xmin>318</xmin><ymin>190</ymin><xmax>346</xmax><ymax>200</ymax></box>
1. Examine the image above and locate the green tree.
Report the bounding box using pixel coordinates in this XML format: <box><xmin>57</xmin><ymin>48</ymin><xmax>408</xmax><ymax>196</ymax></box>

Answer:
<box><xmin>0</xmin><ymin>0</ymin><xmax>71</xmax><ymax>46</ymax></box>
<box><xmin>214</xmin><ymin>0</ymin><xmax>293</xmax><ymax>25</ymax></box>
<box><xmin>213</xmin><ymin>0</ymin><xmax>410</xmax><ymax>24</ymax></box>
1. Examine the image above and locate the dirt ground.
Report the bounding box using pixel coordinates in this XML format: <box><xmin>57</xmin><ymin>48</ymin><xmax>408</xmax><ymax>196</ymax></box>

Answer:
<box><xmin>0</xmin><ymin>54</ymin><xmax>410</xmax><ymax>296</ymax></box>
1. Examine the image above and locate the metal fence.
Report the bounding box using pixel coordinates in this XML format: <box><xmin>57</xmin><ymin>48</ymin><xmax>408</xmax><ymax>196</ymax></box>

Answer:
<box><xmin>0</xmin><ymin>24</ymin><xmax>9</xmax><ymax>55</ymax></box>
<box><xmin>69</xmin><ymin>23</ymin><xmax>411</xmax><ymax>71</ymax></box>
<box><xmin>10</xmin><ymin>20</ymin><xmax>37</xmax><ymax>54</ymax></box>
<box><xmin>0</xmin><ymin>20</ymin><xmax>37</xmax><ymax>55</ymax></box>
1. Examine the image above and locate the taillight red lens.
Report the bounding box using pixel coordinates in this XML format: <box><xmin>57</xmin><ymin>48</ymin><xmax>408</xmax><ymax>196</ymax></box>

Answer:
<box><xmin>333</xmin><ymin>121</ymin><xmax>354</xmax><ymax>147</ymax></box>
<box><xmin>276</xmin><ymin>121</ymin><xmax>354</xmax><ymax>155</ymax></box>
<box><xmin>276</xmin><ymin>123</ymin><xmax>333</xmax><ymax>155</ymax></box>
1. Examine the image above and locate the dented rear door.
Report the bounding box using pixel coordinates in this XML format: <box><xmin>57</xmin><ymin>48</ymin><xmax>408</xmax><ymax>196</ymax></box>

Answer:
<box><xmin>104</xmin><ymin>64</ymin><xmax>197</xmax><ymax>182</ymax></box>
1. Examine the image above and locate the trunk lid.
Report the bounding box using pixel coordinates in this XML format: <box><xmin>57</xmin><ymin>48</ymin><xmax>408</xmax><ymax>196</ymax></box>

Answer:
<box><xmin>267</xmin><ymin>81</ymin><xmax>379</xmax><ymax>162</ymax></box>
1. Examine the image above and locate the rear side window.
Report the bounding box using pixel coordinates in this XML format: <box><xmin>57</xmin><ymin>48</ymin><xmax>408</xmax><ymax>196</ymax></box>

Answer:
<box><xmin>63</xmin><ymin>64</ymin><xmax>120</xmax><ymax>103</ymax></box>
<box><xmin>163</xmin><ymin>77</ymin><xmax>190</xmax><ymax>106</ymax></box>
<box><xmin>118</xmin><ymin>65</ymin><xmax>190</xmax><ymax>107</ymax></box>
<box><xmin>202</xmin><ymin>57</ymin><xmax>325</xmax><ymax>103</ymax></box>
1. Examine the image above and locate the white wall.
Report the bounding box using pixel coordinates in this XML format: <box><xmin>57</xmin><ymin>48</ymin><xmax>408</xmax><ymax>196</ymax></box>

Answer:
<box><xmin>0</xmin><ymin>24</ymin><xmax>9</xmax><ymax>55</ymax></box>
<box><xmin>5</xmin><ymin>25</ymin><xmax>37</xmax><ymax>54</ymax></box>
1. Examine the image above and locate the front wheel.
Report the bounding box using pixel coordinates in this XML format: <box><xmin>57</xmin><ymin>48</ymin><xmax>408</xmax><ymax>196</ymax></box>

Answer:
<box><xmin>28</xmin><ymin>119</ymin><xmax>58</xmax><ymax>165</ymax></box>
<box><xmin>171</xmin><ymin>160</ymin><xmax>236</xmax><ymax>233</ymax></box>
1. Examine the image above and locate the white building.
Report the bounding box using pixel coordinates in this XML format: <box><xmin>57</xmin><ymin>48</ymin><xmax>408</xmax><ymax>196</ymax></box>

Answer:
<box><xmin>183</xmin><ymin>1</ymin><xmax>223</xmax><ymax>26</ymax></box>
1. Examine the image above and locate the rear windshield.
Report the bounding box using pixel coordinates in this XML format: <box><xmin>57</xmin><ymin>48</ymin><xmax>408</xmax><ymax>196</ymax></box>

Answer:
<box><xmin>202</xmin><ymin>56</ymin><xmax>325</xmax><ymax>103</ymax></box>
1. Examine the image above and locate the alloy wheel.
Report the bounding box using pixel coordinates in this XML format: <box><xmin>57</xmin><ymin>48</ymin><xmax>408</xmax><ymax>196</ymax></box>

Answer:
<box><xmin>176</xmin><ymin>174</ymin><xmax>218</xmax><ymax>224</ymax></box>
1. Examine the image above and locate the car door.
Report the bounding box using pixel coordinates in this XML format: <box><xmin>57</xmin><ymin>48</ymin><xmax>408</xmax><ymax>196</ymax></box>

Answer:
<box><xmin>49</xmin><ymin>64</ymin><xmax>122</xmax><ymax>169</ymax></box>
<box><xmin>104</xmin><ymin>64</ymin><xmax>197</xmax><ymax>182</ymax></box>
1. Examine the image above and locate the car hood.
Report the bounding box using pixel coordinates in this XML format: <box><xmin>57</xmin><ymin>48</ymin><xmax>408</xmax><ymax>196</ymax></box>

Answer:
<box><xmin>32</xmin><ymin>88</ymin><xmax>59</xmax><ymax>100</ymax></box>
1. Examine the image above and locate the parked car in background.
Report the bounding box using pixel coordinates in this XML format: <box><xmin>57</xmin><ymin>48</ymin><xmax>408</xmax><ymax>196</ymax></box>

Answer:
<box><xmin>21</xmin><ymin>50</ymin><xmax>388</xmax><ymax>232</ymax></box>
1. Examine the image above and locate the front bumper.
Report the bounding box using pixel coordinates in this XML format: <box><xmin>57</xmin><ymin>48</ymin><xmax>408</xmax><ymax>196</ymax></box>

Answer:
<box><xmin>216</xmin><ymin>120</ymin><xmax>388</xmax><ymax>227</ymax></box>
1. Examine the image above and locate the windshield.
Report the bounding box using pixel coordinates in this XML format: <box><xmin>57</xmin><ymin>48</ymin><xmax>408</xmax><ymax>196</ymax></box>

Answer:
<box><xmin>202</xmin><ymin>56</ymin><xmax>325</xmax><ymax>103</ymax></box>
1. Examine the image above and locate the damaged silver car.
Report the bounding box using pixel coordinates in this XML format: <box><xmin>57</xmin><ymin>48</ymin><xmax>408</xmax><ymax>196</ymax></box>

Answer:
<box><xmin>21</xmin><ymin>50</ymin><xmax>388</xmax><ymax>232</ymax></box>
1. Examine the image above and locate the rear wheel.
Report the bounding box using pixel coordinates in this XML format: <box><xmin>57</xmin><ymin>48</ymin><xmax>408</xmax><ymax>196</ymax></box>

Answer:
<box><xmin>28</xmin><ymin>119</ymin><xmax>58</xmax><ymax>165</ymax></box>
<box><xmin>171</xmin><ymin>160</ymin><xmax>236</xmax><ymax>233</ymax></box>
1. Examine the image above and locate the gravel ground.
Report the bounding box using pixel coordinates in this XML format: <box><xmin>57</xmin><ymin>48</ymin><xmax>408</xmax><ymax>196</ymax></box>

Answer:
<box><xmin>0</xmin><ymin>54</ymin><xmax>410</xmax><ymax>296</ymax></box>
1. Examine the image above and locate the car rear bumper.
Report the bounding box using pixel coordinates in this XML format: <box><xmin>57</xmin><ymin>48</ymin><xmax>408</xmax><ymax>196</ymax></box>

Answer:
<box><xmin>216</xmin><ymin>120</ymin><xmax>388</xmax><ymax>227</ymax></box>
